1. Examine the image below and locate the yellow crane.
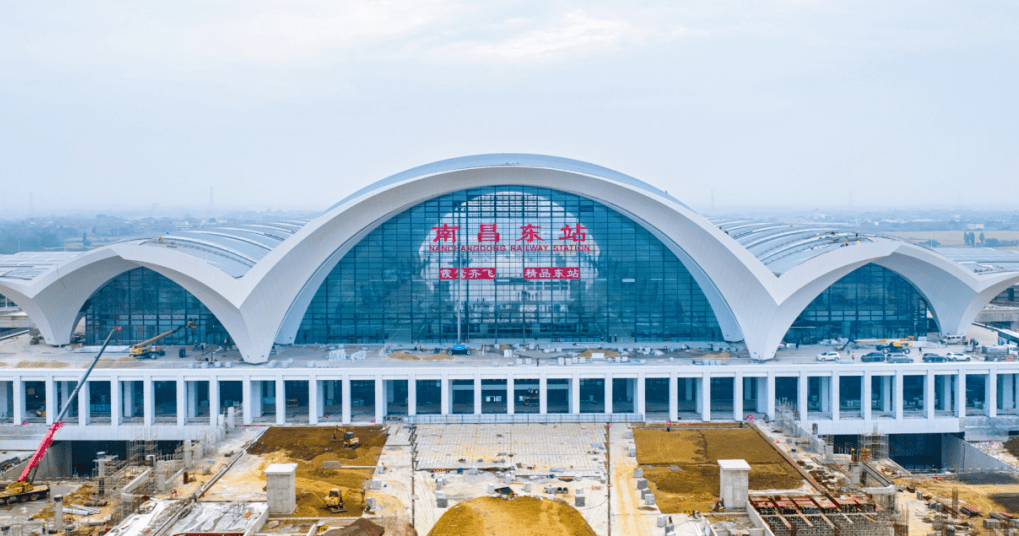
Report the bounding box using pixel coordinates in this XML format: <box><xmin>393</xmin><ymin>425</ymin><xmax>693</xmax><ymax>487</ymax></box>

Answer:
<box><xmin>129</xmin><ymin>320</ymin><xmax>196</xmax><ymax>359</ymax></box>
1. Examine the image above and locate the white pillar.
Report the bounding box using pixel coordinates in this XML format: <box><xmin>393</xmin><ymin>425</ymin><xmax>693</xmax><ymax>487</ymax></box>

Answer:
<box><xmin>987</xmin><ymin>372</ymin><xmax>997</xmax><ymax>418</ymax></box>
<box><xmin>605</xmin><ymin>376</ymin><xmax>615</xmax><ymax>415</ymax></box>
<box><xmin>894</xmin><ymin>372</ymin><xmax>904</xmax><ymax>421</ymax></box>
<box><xmin>13</xmin><ymin>377</ymin><xmax>24</xmax><ymax>424</ymax></box>
<box><xmin>325</xmin><ymin>380</ymin><xmax>335</xmax><ymax>406</ymax></box>
<box><xmin>242</xmin><ymin>379</ymin><xmax>253</xmax><ymax>425</ymax></box>
<box><xmin>925</xmin><ymin>372</ymin><xmax>936</xmax><ymax>419</ymax></box>
<box><xmin>1003</xmin><ymin>374</ymin><xmax>1015</xmax><ymax>411</ymax></box>
<box><xmin>820</xmin><ymin>376</ymin><xmax>830</xmax><ymax>413</ymax></box>
<box><xmin>637</xmin><ymin>374</ymin><xmax>646</xmax><ymax>418</ymax></box>
<box><xmin>188</xmin><ymin>381</ymin><xmax>199</xmax><ymax>420</ymax></box>
<box><xmin>45</xmin><ymin>378</ymin><xmax>56</xmax><ymax>425</ymax></box>
<box><xmin>506</xmin><ymin>377</ymin><xmax>514</xmax><ymax>416</ymax></box>
<box><xmin>830</xmin><ymin>374</ymin><xmax>839</xmax><ymax>422</ymax></box>
<box><xmin>142</xmin><ymin>379</ymin><xmax>153</xmax><ymax>426</ymax></box>
<box><xmin>123</xmin><ymin>380</ymin><xmax>135</xmax><ymax>418</ymax></box>
<box><xmin>78</xmin><ymin>381</ymin><xmax>90</xmax><ymax>426</ymax></box>
<box><xmin>684</xmin><ymin>378</ymin><xmax>694</xmax><ymax>401</ymax></box>
<box><xmin>375</xmin><ymin>377</ymin><xmax>385</xmax><ymax>422</ymax></box>
<box><xmin>957</xmin><ymin>372</ymin><xmax>966</xmax><ymax>417</ymax></box>
<box><xmin>701</xmin><ymin>374</ymin><xmax>711</xmax><ymax>422</ymax></box>
<box><xmin>408</xmin><ymin>379</ymin><xmax>418</xmax><ymax>416</ymax></box>
<box><xmin>275</xmin><ymin>378</ymin><xmax>286</xmax><ymax>425</ymax></box>
<box><xmin>0</xmin><ymin>381</ymin><xmax>10</xmax><ymax>421</ymax></box>
<box><xmin>881</xmin><ymin>376</ymin><xmax>892</xmax><ymax>413</ymax></box>
<box><xmin>797</xmin><ymin>373</ymin><xmax>808</xmax><ymax>422</ymax></box>
<box><xmin>733</xmin><ymin>375</ymin><xmax>743</xmax><ymax>422</ymax></box>
<box><xmin>756</xmin><ymin>377</ymin><xmax>768</xmax><ymax>414</ymax></box>
<box><xmin>539</xmin><ymin>377</ymin><xmax>548</xmax><ymax>415</ymax></box>
<box><xmin>474</xmin><ymin>377</ymin><xmax>483</xmax><ymax>415</ymax></box>
<box><xmin>439</xmin><ymin>377</ymin><xmax>449</xmax><ymax>416</ymax></box>
<box><xmin>308</xmin><ymin>379</ymin><xmax>319</xmax><ymax>425</ymax></box>
<box><xmin>317</xmin><ymin>380</ymin><xmax>325</xmax><ymax>418</ymax></box>
<box><xmin>862</xmin><ymin>371</ymin><xmax>872</xmax><ymax>421</ymax></box>
<box><xmin>342</xmin><ymin>378</ymin><xmax>352</xmax><ymax>424</ymax></box>
<box><xmin>570</xmin><ymin>376</ymin><xmax>580</xmax><ymax>414</ymax></box>
<box><xmin>765</xmin><ymin>374</ymin><xmax>776</xmax><ymax>420</ymax></box>
<box><xmin>668</xmin><ymin>374</ymin><xmax>677</xmax><ymax>421</ymax></box>
<box><xmin>209</xmin><ymin>378</ymin><xmax>220</xmax><ymax>426</ymax></box>
<box><xmin>176</xmin><ymin>379</ymin><xmax>186</xmax><ymax>427</ymax></box>
<box><xmin>110</xmin><ymin>378</ymin><xmax>121</xmax><ymax>427</ymax></box>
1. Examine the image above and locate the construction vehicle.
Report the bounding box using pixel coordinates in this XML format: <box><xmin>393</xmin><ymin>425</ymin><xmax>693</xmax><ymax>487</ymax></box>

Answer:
<box><xmin>323</xmin><ymin>488</ymin><xmax>347</xmax><ymax>513</ymax></box>
<box><xmin>129</xmin><ymin>320</ymin><xmax>196</xmax><ymax>359</ymax></box>
<box><xmin>520</xmin><ymin>388</ymin><xmax>539</xmax><ymax>407</ymax></box>
<box><xmin>1</xmin><ymin>327</ymin><xmax>120</xmax><ymax>505</ymax></box>
<box><xmin>29</xmin><ymin>332</ymin><xmax>42</xmax><ymax>345</ymax></box>
<box><xmin>342</xmin><ymin>431</ymin><xmax>360</xmax><ymax>449</ymax></box>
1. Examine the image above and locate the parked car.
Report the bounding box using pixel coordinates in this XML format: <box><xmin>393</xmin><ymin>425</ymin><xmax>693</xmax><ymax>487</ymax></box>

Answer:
<box><xmin>922</xmin><ymin>354</ymin><xmax>948</xmax><ymax>363</ymax></box>
<box><xmin>944</xmin><ymin>352</ymin><xmax>973</xmax><ymax>362</ymax></box>
<box><xmin>816</xmin><ymin>351</ymin><xmax>841</xmax><ymax>362</ymax></box>
<box><xmin>860</xmin><ymin>352</ymin><xmax>887</xmax><ymax>363</ymax></box>
<box><xmin>879</xmin><ymin>344</ymin><xmax>910</xmax><ymax>354</ymax></box>
<box><xmin>886</xmin><ymin>354</ymin><xmax>913</xmax><ymax>363</ymax></box>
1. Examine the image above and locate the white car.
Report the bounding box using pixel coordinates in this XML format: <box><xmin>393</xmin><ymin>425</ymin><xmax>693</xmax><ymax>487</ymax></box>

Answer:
<box><xmin>944</xmin><ymin>352</ymin><xmax>973</xmax><ymax>362</ymax></box>
<box><xmin>816</xmin><ymin>351</ymin><xmax>841</xmax><ymax>362</ymax></box>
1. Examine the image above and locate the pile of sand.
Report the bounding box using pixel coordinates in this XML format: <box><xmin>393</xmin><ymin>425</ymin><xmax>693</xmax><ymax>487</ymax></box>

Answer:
<box><xmin>578</xmin><ymin>349</ymin><xmax>619</xmax><ymax>358</ymax></box>
<box><xmin>247</xmin><ymin>427</ymin><xmax>387</xmax><ymax>517</ymax></box>
<box><xmin>387</xmin><ymin>351</ymin><xmax>453</xmax><ymax>362</ymax></box>
<box><xmin>1005</xmin><ymin>436</ymin><xmax>1019</xmax><ymax>458</ymax></box>
<box><xmin>633</xmin><ymin>426</ymin><xmax>807</xmax><ymax>513</ymax></box>
<box><xmin>15</xmin><ymin>360</ymin><xmax>68</xmax><ymax>368</ymax></box>
<box><xmin>428</xmin><ymin>496</ymin><xmax>596</xmax><ymax>536</ymax></box>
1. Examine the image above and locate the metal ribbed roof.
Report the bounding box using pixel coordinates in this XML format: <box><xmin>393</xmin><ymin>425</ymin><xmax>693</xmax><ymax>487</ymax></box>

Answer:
<box><xmin>711</xmin><ymin>219</ymin><xmax>880</xmax><ymax>275</ymax></box>
<box><xmin>934</xmin><ymin>247</ymin><xmax>1019</xmax><ymax>275</ymax></box>
<box><xmin>138</xmin><ymin>221</ymin><xmax>310</xmax><ymax>277</ymax></box>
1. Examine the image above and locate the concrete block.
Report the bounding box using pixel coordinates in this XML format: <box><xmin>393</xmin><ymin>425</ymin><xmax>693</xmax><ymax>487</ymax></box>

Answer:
<box><xmin>366</xmin><ymin>497</ymin><xmax>376</xmax><ymax>510</ymax></box>
<box><xmin>645</xmin><ymin>493</ymin><xmax>655</xmax><ymax>506</ymax></box>
<box><xmin>658</xmin><ymin>515</ymin><xmax>667</xmax><ymax>527</ymax></box>
<box><xmin>524</xmin><ymin>483</ymin><xmax>532</xmax><ymax>492</ymax></box>
<box><xmin>625</xmin><ymin>431</ymin><xmax>634</xmax><ymax>439</ymax></box>
<box><xmin>628</xmin><ymin>448</ymin><xmax>636</xmax><ymax>457</ymax></box>
<box><xmin>634</xmin><ymin>468</ymin><xmax>643</xmax><ymax>478</ymax></box>
<box><xmin>575</xmin><ymin>496</ymin><xmax>585</xmax><ymax>507</ymax></box>
<box><xmin>487</xmin><ymin>483</ymin><xmax>495</xmax><ymax>494</ymax></box>
<box><xmin>505</xmin><ymin>474</ymin><xmax>512</xmax><ymax>484</ymax></box>
<box><xmin>371</xmin><ymin>479</ymin><xmax>382</xmax><ymax>490</ymax></box>
<box><xmin>436</xmin><ymin>492</ymin><xmax>448</xmax><ymax>508</ymax></box>
<box><xmin>264</xmin><ymin>463</ymin><xmax>298</xmax><ymax>515</ymax></box>
<box><xmin>469</xmin><ymin>468</ymin><xmax>478</xmax><ymax>475</ymax></box>
<box><xmin>718</xmin><ymin>459</ymin><xmax>751</xmax><ymax>510</ymax></box>
<box><xmin>636</xmin><ymin>478</ymin><xmax>648</xmax><ymax>490</ymax></box>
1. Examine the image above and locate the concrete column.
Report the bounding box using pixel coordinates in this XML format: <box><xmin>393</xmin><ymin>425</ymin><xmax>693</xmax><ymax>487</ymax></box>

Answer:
<box><xmin>275</xmin><ymin>378</ymin><xmax>286</xmax><ymax>425</ymax></box>
<box><xmin>0</xmin><ymin>381</ymin><xmax>10</xmax><ymax>421</ymax></box>
<box><xmin>797</xmin><ymin>373</ymin><xmax>808</xmax><ymax>422</ymax></box>
<box><xmin>317</xmin><ymin>380</ymin><xmax>325</xmax><ymax>418</ymax></box>
<box><xmin>862</xmin><ymin>371</ymin><xmax>872</xmax><ymax>421</ymax></box>
<box><xmin>12</xmin><ymin>377</ymin><xmax>23</xmax><ymax>424</ymax></box>
<box><xmin>45</xmin><ymin>378</ymin><xmax>56</xmax><ymax>425</ymax></box>
<box><xmin>539</xmin><ymin>376</ymin><xmax>548</xmax><ymax>415</ymax></box>
<box><xmin>408</xmin><ymin>379</ymin><xmax>418</xmax><ymax>416</ymax></box>
<box><xmin>701</xmin><ymin>374</ymin><xmax>711</xmax><ymax>422</ymax></box>
<box><xmin>123</xmin><ymin>380</ymin><xmax>134</xmax><ymax>418</ymax></box>
<box><xmin>605</xmin><ymin>375</ymin><xmax>615</xmax><ymax>415</ymax></box>
<box><xmin>78</xmin><ymin>381</ymin><xmax>90</xmax><ymax>426</ymax></box>
<box><xmin>342</xmin><ymin>377</ymin><xmax>351</xmax><ymax>424</ymax></box>
<box><xmin>326</xmin><ymin>380</ymin><xmax>335</xmax><ymax>406</ymax></box>
<box><xmin>957</xmin><ymin>372</ymin><xmax>966</xmax><ymax>417</ymax></box>
<box><xmin>881</xmin><ymin>376</ymin><xmax>892</xmax><ymax>412</ymax></box>
<box><xmin>242</xmin><ymin>379</ymin><xmax>253</xmax><ymax>425</ymax></box>
<box><xmin>1003</xmin><ymin>374</ymin><xmax>1015</xmax><ymax>411</ymax></box>
<box><xmin>439</xmin><ymin>377</ymin><xmax>449</xmax><ymax>416</ymax></box>
<box><xmin>308</xmin><ymin>379</ymin><xmax>319</xmax><ymax>425</ymax></box>
<box><xmin>894</xmin><ymin>372</ymin><xmax>904</xmax><ymax>421</ymax></box>
<box><xmin>188</xmin><ymin>381</ymin><xmax>199</xmax><ymax>419</ymax></box>
<box><xmin>830</xmin><ymin>373</ymin><xmax>839</xmax><ymax>422</ymax></box>
<box><xmin>765</xmin><ymin>374</ymin><xmax>776</xmax><ymax>420</ymax></box>
<box><xmin>570</xmin><ymin>376</ymin><xmax>580</xmax><ymax>414</ymax></box>
<box><xmin>987</xmin><ymin>372</ymin><xmax>997</xmax><ymax>418</ymax></box>
<box><xmin>820</xmin><ymin>376</ymin><xmax>830</xmax><ymax>413</ymax></box>
<box><xmin>375</xmin><ymin>377</ymin><xmax>385</xmax><ymax>422</ymax></box>
<box><xmin>756</xmin><ymin>377</ymin><xmax>768</xmax><ymax>414</ymax></box>
<box><xmin>474</xmin><ymin>377</ymin><xmax>483</xmax><ymax>415</ymax></box>
<box><xmin>506</xmin><ymin>377</ymin><xmax>514</xmax><ymax>416</ymax></box>
<box><xmin>926</xmin><ymin>372</ymin><xmax>936</xmax><ymax>419</ymax></box>
<box><xmin>684</xmin><ymin>378</ymin><xmax>694</xmax><ymax>401</ymax></box>
<box><xmin>110</xmin><ymin>378</ymin><xmax>121</xmax><ymax>427</ymax></box>
<box><xmin>252</xmin><ymin>380</ymin><xmax>264</xmax><ymax>418</ymax></box>
<box><xmin>637</xmin><ymin>374</ymin><xmax>646</xmax><ymax>417</ymax></box>
<box><xmin>209</xmin><ymin>378</ymin><xmax>220</xmax><ymax>426</ymax></box>
<box><xmin>176</xmin><ymin>379</ymin><xmax>186</xmax><ymax>427</ymax></box>
<box><xmin>668</xmin><ymin>374</ymin><xmax>677</xmax><ymax>421</ymax></box>
<box><xmin>733</xmin><ymin>374</ymin><xmax>743</xmax><ymax>422</ymax></box>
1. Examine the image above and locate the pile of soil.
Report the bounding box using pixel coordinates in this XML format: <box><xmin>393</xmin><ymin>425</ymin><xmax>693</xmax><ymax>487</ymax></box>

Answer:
<box><xmin>906</xmin><ymin>476</ymin><xmax>1019</xmax><ymax>514</ymax></box>
<box><xmin>428</xmin><ymin>496</ymin><xmax>596</xmax><ymax>536</ymax></box>
<box><xmin>1004</xmin><ymin>436</ymin><xmax>1019</xmax><ymax>458</ymax></box>
<box><xmin>633</xmin><ymin>427</ymin><xmax>806</xmax><ymax>513</ymax></box>
<box><xmin>247</xmin><ymin>427</ymin><xmax>387</xmax><ymax>517</ymax></box>
<box><xmin>387</xmin><ymin>351</ymin><xmax>453</xmax><ymax>361</ymax></box>
<box><xmin>15</xmin><ymin>360</ymin><xmax>69</xmax><ymax>368</ymax></box>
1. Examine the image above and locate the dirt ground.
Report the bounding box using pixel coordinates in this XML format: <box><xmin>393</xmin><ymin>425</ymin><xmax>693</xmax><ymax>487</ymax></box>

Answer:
<box><xmin>633</xmin><ymin>426</ymin><xmax>807</xmax><ymax>513</ymax></box>
<box><xmin>427</xmin><ymin>496</ymin><xmax>597</xmax><ymax>536</ymax></box>
<box><xmin>246</xmin><ymin>427</ymin><xmax>387</xmax><ymax>517</ymax></box>
<box><xmin>1004</xmin><ymin>436</ymin><xmax>1019</xmax><ymax>458</ymax></box>
<box><xmin>388</xmin><ymin>351</ymin><xmax>453</xmax><ymax>361</ymax></box>
<box><xmin>903</xmin><ymin>474</ymin><xmax>1019</xmax><ymax>515</ymax></box>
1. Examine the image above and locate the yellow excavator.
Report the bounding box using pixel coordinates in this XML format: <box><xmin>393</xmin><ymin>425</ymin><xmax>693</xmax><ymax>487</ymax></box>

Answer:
<box><xmin>323</xmin><ymin>488</ymin><xmax>347</xmax><ymax>513</ymax></box>
<box><xmin>130</xmin><ymin>320</ymin><xmax>196</xmax><ymax>359</ymax></box>
<box><xmin>342</xmin><ymin>431</ymin><xmax>360</xmax><ymax>449</ymax></box>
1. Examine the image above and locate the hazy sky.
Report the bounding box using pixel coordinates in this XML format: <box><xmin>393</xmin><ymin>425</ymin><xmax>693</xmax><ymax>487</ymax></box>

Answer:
<box><xmin>2</xmin><ymin>1</ymin><xmax>1017</xmax><ymax>216</ymax></box>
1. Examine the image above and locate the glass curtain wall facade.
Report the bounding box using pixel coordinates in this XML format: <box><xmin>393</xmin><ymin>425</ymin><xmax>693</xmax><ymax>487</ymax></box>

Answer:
<box><xmin>785</xmin><ymin>264</ymin><xmax>933</xmax><ymax>343</ymax></box>
<box><xmin>83</xmin><ymin>268</ymin><xmax>229</xmax><ymax>345</ymax></box>
<box><xmin>296</xmin><ymin>187</ymin><xmax>723</xmax><ymax>344</ymax></box>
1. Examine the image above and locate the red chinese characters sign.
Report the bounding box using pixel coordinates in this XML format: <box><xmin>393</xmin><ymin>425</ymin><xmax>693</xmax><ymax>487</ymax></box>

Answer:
<box><xmin>439</xmin><ymin>268</ymin><xmax>496</xmax><ymax>280</ymax></box>
<box><xmin>523</xmin><ymin>267</ymin><xmax>581</xmax><ymax>280</ymax></box>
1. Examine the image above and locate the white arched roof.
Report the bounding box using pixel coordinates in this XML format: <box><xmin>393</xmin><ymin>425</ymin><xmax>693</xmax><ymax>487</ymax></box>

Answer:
<box><xmin>2</xmin><ymin>154</ymin><xmax>1017</xmax><ymax>363</ymax></box>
